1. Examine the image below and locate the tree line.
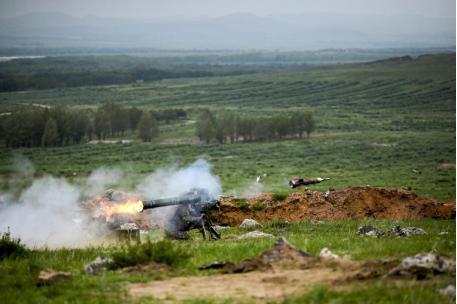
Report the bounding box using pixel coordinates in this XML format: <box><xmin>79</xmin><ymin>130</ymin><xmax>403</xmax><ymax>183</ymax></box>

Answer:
<box><xmin>0</xmin><ymin>105</ymin><xmax>314</xmax><ymax>148</ymax></box>
<box><xmin>0</xmin><ymin>104</ymin><xmax>187</xmax><ymax>148</ymax></box>
<box><xmin>0</xmin><ymin>69</ymin><xmax>213</xmax><ymax>92</ymax></box>
<box><xmin>196</xmin><ymin>110</ymin><xmax>315</xmax><ymax>144</ymax></box>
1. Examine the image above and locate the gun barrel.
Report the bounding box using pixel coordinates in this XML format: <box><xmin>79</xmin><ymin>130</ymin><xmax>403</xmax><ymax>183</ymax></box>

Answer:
<box><xmin>141</xmin><ymin>188</ymin><xmax>216</xmax><ymax>210</ymax></box>
<box><xmin>142</xmin><ymin>196</ymin><xmax>202</xmax><ymax>209</ymax></box>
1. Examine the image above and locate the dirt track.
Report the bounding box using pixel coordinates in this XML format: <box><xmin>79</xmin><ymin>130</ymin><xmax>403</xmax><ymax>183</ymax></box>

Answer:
<box><xmin>129</xmin><ymin>237</ymin><xmax>399</xmax><ymax>302</ymax></box>
<box><xmin>129</xmin><ymin>236</ymin><xmax>454</xmax><ymax>302</ymax></box>
<box><xmin>129</xmin><ymin>268</ymin><xmax>353</xmax><ymax>301</ymax></box>
<box><xmin>214</xmin><ymin>187</ymin><xmax>455</xmax><ymax>226</ymax></box>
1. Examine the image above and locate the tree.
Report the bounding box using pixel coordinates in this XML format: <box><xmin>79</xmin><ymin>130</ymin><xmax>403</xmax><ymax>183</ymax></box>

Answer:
<box><xmin>41</xmin><ymin>118</ymin><xmax>58</xmax><ymax>147</ymax></box>
<box><xmin>253</xmin><ymin>117</ymin><xmax>273</xmax><ymax>142</ymax></box>
<box><xmin>304</xmin><ymin>112</ymin><xmax>315</xmax><ymax>137</ymax></box>
<box><xmin>137</xmin><ymin>112</ymin><xmax>158</xmax><ymax>142</ymax></box>
<box><xmin>237</xmin><ymin>117</ymin><xmax>253</xmax><ymax>142</ymax></box>
<box><xmin>0</xmin><ymin>118</ymin><xmax>3</xmax><ymax>143</ymax></box>
<box><xmin>113</xmin><ymin>108</ymin><xmax>130</xmax><ymax>135</ymax></box>
<box><xmin>3</xmin><ymin>115</ymin><xmax>21</xmax><ymax>147</ymax></box>
<box><xmin>272</xmin><ymin>114</ymin><xmax>289</xmax><ymax>139</ymax></box>
<box><xmin>217</xmin><ymin>112</ymin><xmax>237</xmax><ymax>143</ymax></box>
<box><xmin>129</xmin><ymin>107</ymin><xmax>143</xmax><ymax>130</ymax></box>
<box><xmin>291</xmin><ymin>112</ymin><xmax>315</xmax><ymax>138</ymax></box>
<box><xmin>195</xmin><ymin>109</ymin><xmax>216</xmax><ymax>144</ymax></box>
<box><xmin>291</xmin><ymin>112</ymin><xmax>304</xmax><ymax>138</ymax></box>
<box><xmin>49</xmin><ymin>107</ymin><xmax>71</xmax><ymax>145</ymax></box>
<box><xmin>94</xmin><ymin>108</ymin><xmax>111</xmax><ymax>140</ymax></box>
<box><xmin>85</xmin><ymin>117</ymin><xmax>95</xmax><ymax>141</ymax></box>
<box><xmin>70</xmin><ymin>110</ymin><xmax>90</xmax><ymax>144</ymax></box>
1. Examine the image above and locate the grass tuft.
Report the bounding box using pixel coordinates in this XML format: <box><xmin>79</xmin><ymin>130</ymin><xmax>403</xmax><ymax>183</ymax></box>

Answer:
<box><xmin>272</xmin><ymin>192</ymin><xmax>288</xmax><ymax>202</ymax></box>
<box><xmin>252</xmin><ymin>201</ymin><xmax>266</xmax><ymax>211</ymax></box>
<box><xmin>283</xmin><ymin>281</ymin><xmax>455</xmax><ymax>304</ymax></box>
<box><xmin>109</xmin><ymin>240</ymin><xmax>190</xmax><ymax>269</ymax></box>
<box><xmin>0</xmin><ymin>229</ymin><xmax>28</xmax><ymax>260</ymax></box>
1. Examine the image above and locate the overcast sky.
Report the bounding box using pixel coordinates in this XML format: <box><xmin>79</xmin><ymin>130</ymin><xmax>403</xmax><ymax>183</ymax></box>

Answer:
<box><xmin>0</xmin><ymin>0</ymin><xmax>455</xmax><ymax>19</ymax></box>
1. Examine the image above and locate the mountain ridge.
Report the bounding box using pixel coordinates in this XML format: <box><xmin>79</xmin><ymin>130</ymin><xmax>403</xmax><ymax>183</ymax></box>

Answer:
<box><xmin>0</xmin><ymin>11</ymin><xmax>454</xmax><ymax>50</ymax></box>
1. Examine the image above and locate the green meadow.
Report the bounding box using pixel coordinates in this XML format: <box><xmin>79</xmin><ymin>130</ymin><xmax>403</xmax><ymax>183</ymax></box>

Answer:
<box><xmin>0</xmin><ymin>53</ymin><xmax>455</xmax><ymax>200</ymax></box>
<box><xmin>0</xmin><ymin>52</ymin><xmax>455</xmax><ymax>303</ymax></box>
<box><xmin>0</xmin><ymin>220</ymin><xmax>455</xmax><ymax>303</ymax></box>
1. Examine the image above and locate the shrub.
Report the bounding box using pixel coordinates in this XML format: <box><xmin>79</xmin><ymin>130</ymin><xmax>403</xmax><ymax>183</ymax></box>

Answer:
<box><xmin>272</xmin><ymin>192</ymin><xmax>288</xmax><ymax>202</ymax></box>
<box><xmin>239</xmin><ymin>201</ymin><xmax>250</xmax><ymax>210</ymax></box>
<box><xmin>252</xmin><ymin>200</ymin><xmax>266</xmax><ymax>211</ymax></box>
<box><xmin>109</xmin><ymin>240</ymin><xmax>190</xmax><ymax>269</ymax></box>
<box><xmin>269</xmin><ymin>219</ymin><xmax>291</xmax><ymax>229</ymax></box>
<box><xmin>0</xmin><ymin>229</ymin><xmax>28</xmax><ymax>260</ymax></box>
<box><xmin>232</xmin><ymin>199</ymin><xmax>249</xmax><ymax>210</ymax></box>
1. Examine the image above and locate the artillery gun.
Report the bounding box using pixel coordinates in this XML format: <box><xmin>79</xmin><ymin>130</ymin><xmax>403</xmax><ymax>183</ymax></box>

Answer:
<box><xmin>142</xmin><ymin>188</ymin><xmax>221</xmax><ymax>240</ymax></box>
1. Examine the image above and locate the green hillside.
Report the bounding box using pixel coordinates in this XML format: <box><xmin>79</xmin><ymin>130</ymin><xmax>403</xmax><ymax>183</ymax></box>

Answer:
<box><xmin>1</xmin><ymin>53</ymin><xmax>454</xmax><ymax>129</ymax></box>
<box><xmin>0</xmin><ymin>53</ymin><xmax>455</xmax><ymax>200</ymax></box>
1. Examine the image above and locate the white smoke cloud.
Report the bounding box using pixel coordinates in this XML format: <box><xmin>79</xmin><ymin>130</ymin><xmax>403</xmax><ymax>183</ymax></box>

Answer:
<box><xmin>6</xmin><ymin>154</ymin><xmax>35</xmax><ymax>195</ymax></box>
<box><xmin>0</xmin><ymin>176</ymin><xmax>107</xmax><ymax>248</ymax></box>
<box><xmin>0</xmin><ymin>158</ymin><xmax>223</xmax><ymax>248</ymax></box>
<box><xmin>137</xmin><ymin>159</ymin><xmax>222</xmax><ymax>200</ymax></box>
<box><xmin>11</xmin><ymin>154</ymin><xmax>35</xmax><ymax>177</ymax></box>
<box><xmin>84</xmin><ymin>167</ymin><xmax>124</xmax><ymax>197</ymax></box>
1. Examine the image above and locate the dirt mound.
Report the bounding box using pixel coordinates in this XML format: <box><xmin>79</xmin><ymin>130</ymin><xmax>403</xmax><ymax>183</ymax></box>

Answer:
<box><xmin>198</xmin><ymin>237</ymin><xmax>397</xmax><ymax>280</ymax></box>
<box><xmin>214</xmin><ymin>187</ymin><xmax>455</xmax><ymax>226</ymax></box>
<box><xmin>217</xmin><ymin>237</ymin><xmax>395</xmax><ymax>277</ymax></box>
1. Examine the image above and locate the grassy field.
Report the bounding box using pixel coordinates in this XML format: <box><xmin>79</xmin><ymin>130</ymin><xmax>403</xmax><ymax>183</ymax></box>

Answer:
<box><xmin>0</xmin><ymin>52</ymin><xmax>455</xmax><ymax>303</ymax></box>
<box><xmin>1</xmin><ymin>54</ymin><xmax>454</xmax><ymax>108</ymax></box>
<box><xmin>0</xmin><ymin>220</ymin><xmax>455</xmax><ymax>303</ymax></box>
<box><xmin>0</xmin><ymin>53</ymin><xmax>455</xmax><ymax>200</ymax></box>
<box><xmin>0</xmin><ymin>129</ymin><xmax>455</xmax><ymax>201</ymax></box>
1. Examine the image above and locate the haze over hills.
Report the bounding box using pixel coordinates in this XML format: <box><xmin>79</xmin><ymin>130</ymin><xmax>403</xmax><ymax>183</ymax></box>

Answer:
<box><xmin>0</xmin><ymin>11</ymin><xmax>454</xmax><ymax>50</ymax></box>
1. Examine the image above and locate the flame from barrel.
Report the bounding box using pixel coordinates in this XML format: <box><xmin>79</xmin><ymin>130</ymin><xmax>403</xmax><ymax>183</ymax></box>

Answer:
<box><xmin>98</xmin><ymin>199</ymin><xmax>144</xmax><ymax>220</ymax></box>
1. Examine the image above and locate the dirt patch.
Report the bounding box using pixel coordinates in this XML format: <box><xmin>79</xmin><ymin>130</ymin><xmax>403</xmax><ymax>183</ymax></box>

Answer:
<box><xmin>127</xmin><ymin>237</ymin><xmax>408</xmax><ymax>302</ymax></box>
<box><xmin>438</xmin><ymin>163</ymin><xmax>456</xmax><ymax>170</ymax></box>
<box><xmin>159</xmin><ymin>137</ymin><xmax>200</xmax><ymax>145</ymax></box>
<box><xmin>213</xmin><ymin>187</ymin><xmax>455</xmax><ymax>226</ymax></box>
<box><xmin>129</xmin><ymin>268</ymin><xmax>346</xmax><ymax>301</ymax></box>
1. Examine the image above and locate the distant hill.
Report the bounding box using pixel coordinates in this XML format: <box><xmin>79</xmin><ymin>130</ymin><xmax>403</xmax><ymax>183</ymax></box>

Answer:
<box><xmin>367</xmin><ymin>55</ymin><xmax>413</xmax><ymax>64</ymax></box>
<box><xmin>0</xmin><ymin>12</ymin><xmax>454</xmax><ymax>50</ymax></box>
